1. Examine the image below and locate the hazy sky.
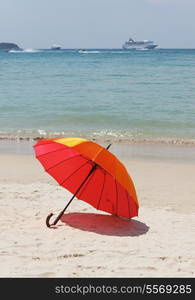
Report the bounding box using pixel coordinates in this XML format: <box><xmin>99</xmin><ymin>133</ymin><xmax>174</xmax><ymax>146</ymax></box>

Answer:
<box><xmin>0</xmin><ymin>0</ymin><xmax>195</xmax><ymax>49</ymax></box>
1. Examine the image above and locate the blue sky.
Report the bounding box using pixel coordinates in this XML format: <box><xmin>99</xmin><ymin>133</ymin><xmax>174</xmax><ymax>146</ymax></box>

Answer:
<box><xmin>0</xmin><ymin>0</ymin><xmax>195</xmax><ymax>48</ymax></box>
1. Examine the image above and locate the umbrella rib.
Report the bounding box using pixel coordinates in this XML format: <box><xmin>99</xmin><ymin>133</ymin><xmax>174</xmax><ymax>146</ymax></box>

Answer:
<box><xmin>59</xmin><ymin>161</ymin><xmax>90</xmax><ymax>186</ymax></box>
<box><xmin>126</xmin><ymin>190</ymin><xmax>131</xmax><ymax>219</ymax></box>
<box><xmin>115</xmin><ymin>179</ymin><xmax>118</xmax><ymax>216</ymax></box>
<box><xmin>77</xmin><ymin>168</ymin><xmax>97</xmax><ymax>199</ymax></box>
<box><xmin>36</xmin><ymin>147</ymin><xmax>73</xmax><ymax>159</ymax></box>
<box><xmin>97</xmin><ymin>172</ymin><xmax>106</xmax><ymax>209</ymax></box>
<box><xmin>45</xmin><ymin>154</ymin><xmax>82</xmax><ymax>172</ymax></box>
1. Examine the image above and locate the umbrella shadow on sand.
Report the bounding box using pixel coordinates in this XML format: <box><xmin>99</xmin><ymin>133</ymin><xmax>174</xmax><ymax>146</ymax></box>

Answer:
<box><xmin>60</xmin><ymin>213</ymin><xmax>149</xmax><ymax>237</ymax></box>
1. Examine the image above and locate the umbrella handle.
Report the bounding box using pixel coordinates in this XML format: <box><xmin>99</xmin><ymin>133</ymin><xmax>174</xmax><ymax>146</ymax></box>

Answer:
<box><xmin>46</xmin><ymin>213</ymin><xmax>54</xmax><ymax>228</ymax></box>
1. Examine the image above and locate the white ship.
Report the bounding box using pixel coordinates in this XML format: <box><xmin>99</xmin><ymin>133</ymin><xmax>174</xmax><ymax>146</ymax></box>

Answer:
<box><xmin>51</xmin><ymin>44</ymin><xmax>62</xmax><ymax>50</ymax></box>
<box><xmin>122</xmin><ymin>37</ymin><xmax>158</xmax><ymax>50</ymax></box>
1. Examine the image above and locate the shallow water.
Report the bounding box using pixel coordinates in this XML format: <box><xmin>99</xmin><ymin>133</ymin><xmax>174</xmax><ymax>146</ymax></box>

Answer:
<box><xmin>0</xmin><ymin>48</ymin><xmax>195</xmax><ymax>142</ymax></box>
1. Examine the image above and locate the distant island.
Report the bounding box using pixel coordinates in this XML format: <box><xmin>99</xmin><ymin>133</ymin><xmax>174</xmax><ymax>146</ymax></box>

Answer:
<box><xmin>0</xmin><ymin>42</ymin><xmax>21</xmax><ymax>51</ymax></box>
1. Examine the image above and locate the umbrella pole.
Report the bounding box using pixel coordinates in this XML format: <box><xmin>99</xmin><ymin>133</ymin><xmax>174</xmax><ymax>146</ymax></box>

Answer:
<box><xmin>47</xmin><ymin>193</ymin><xmax>79</xmax><ymax>227</ymax></box>
<box><xmin>46</xmin><ymin>143</ymin><xmax>112</xmax><ymax>227</ymax></box>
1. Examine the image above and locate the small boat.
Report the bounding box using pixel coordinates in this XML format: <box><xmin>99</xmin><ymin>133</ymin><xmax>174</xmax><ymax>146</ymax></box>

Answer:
<box><xmin>51</xmin><ymin>44</ymin><xmax>62</xmax><ymax>50</ymax></box>
<box><xmin>78</xmin><ymin>49</ymin><xmax>87</xmax><ymax>53</ymax></box>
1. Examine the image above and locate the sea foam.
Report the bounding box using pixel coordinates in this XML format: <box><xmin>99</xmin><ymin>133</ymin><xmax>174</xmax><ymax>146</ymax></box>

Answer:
<box><xmin>9</xmin><ymin>48</ymin><xmax>41</xmax><ymax>53</ymax></box>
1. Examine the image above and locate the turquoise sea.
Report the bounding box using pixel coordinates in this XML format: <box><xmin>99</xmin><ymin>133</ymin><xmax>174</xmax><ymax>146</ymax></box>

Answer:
<box><xmin>0</xmin><ymin>48</ymin><xmax>195</xmax><ymax>143</ymax></box>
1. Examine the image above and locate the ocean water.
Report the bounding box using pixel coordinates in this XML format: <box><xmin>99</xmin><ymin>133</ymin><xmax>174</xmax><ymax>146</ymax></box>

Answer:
<box><xmin>0</xmin><ymin>48</ymin><xmax>195</xmax><ymax>143</ymax></box>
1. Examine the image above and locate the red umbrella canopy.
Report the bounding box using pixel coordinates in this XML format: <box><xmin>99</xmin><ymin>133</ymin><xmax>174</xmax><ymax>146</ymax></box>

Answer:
<box><xmin>33</xmin><ymin>137</ymin><xmax>139</xmax><ymax>226</ymax></box>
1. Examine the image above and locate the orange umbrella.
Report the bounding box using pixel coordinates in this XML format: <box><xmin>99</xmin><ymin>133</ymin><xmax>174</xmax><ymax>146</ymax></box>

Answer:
<box><xmin>33</xmin><ymin>137</ymin><xmax>139</xmax><ymax>227</ymax></box>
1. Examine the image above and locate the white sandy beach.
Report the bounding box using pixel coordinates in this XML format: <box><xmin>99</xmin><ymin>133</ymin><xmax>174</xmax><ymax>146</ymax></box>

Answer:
<box><xmin>0</xmin><ymin>148</ymin><xmax>195</xmax><ymax>277</ymax></box>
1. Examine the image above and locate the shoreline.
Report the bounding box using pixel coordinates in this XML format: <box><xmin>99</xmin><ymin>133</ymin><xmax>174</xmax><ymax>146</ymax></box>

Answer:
<box><xmin>0</xmin><ymin>135</ymin><xmax>195</xmax><ymax>146</ymax></box>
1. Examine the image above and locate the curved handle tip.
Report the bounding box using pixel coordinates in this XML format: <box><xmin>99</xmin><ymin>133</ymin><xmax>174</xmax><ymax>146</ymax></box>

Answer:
<box><xmin>46</xmin><ymin>213</ymin><xmax>54</xmax><ymax>228</ymax></box>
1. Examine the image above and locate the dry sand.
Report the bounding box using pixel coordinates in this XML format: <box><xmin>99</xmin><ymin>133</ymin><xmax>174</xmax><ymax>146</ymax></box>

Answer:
<box><xmin>0</xmin><ymin>148</ymin><xmax>195</xmax><ymax>277</ymax></box>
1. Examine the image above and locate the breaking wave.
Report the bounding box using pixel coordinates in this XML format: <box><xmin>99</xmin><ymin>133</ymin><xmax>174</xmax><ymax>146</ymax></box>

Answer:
<box><xmin>9</xmin><ymin>48</ymin><xmax>41</xmax><ymax>53</ymax></box>
<box><xmin>78</xmin><ymin>50</ymin><xmax>101</xmax><ymax>54</ymax></box>
<box><xmin>0</xmin><ymin>129</ymin><xmax>195</xmax><ymax>146</ymax></box>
